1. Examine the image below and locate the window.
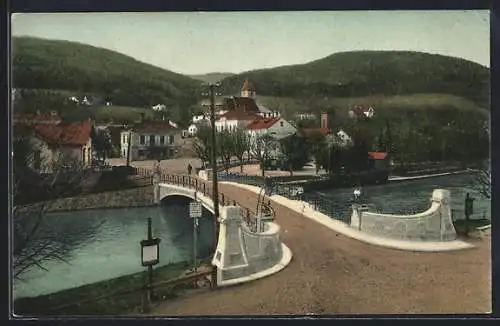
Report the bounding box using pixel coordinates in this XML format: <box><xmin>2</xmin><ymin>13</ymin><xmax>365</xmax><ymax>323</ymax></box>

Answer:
<box><xmin>169</xmin><ymin>135</ymin><xmax>174</xmax><ymax>144</ymax></box>
<box><xmin>140</xmin><ymin>135</ymin><xmax>145</xmax><ymax>145</ymax></box>
<box><xmin>280</xmin><ymin>121</ymin><xmax>284</xmax><ymax>127</ymax></box>
<box><xmin>149</xmin><ymin>135</ymin><xmax>155</xmax><ymax>145</ymax></box>
<box><xmin>160</xmin><ymin>135</ymin><xmax>165</xmax><ymax>145</ymax></box>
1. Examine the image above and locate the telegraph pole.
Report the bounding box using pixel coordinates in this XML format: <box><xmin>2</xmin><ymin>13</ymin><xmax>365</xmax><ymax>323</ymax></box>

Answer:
<box><xmin>203</xmin><ymin>82</ymin><xmax>222</xmax><ymax>288</ymax></box>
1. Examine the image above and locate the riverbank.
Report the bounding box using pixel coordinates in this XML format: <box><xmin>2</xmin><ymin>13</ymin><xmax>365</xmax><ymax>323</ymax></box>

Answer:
<box><xmin>388</xmin><ymin>169</ymin><xmax>477</xmax><ymax>182</ymax></box>
<box><xmin>15</xmin><ymin>186</ymin><xmax>155</xmax><ymax>213</ymax></box>
<box><xmin>14</xmin><ymin>259</ymin><xmax>211</xmax><ymax>315</ymax></box>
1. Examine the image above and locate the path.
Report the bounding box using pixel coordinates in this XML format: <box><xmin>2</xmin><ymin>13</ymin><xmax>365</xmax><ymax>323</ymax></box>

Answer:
<box><xmin>150</xmin><ymin>178</ymin><xmax>491</xmax><ymax>315</ymax></box>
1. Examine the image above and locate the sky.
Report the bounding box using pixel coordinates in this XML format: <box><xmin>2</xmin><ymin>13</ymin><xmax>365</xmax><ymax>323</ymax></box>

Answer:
<box><xmin>11</xmin><ymin>10</ymin><xmax>490</xmax><ymax>75</ymax></box>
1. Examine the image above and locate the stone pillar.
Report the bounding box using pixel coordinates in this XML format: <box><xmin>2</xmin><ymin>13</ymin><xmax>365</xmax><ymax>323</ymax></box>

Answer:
<box><xmin>152</xmin><ymin>173</ymin><xmax>160</xmax><ymax>204</ymax></box>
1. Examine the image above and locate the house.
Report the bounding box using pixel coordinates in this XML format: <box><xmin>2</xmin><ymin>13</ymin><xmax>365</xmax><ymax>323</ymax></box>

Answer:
<box><xmin>152</xmin><ymin>104</ymin><xmax>166</xmax><ymax>111</ymax></box>
<box><xmin>215</xmin><ymin>109</ymin><xmax>260</xmax><ymax>133</ymax></box>
<box><xmin>246</xmin><ymin>113</ymin><xmax>296</xmax><ymax>140</ymax></box>
<box><xmin>120</xmin><ymin>121</ymin><xmax>182</xmax><ymax>161</ymax></box>
<box><xmin>348</xmin><ymin>106</ymin><xmax>375</xmax><ymax>119</ymax></box>
<box><xmin>15</xmin><ymin>120</ymin><xmax>93</xmax><ymax>172</ymax></box>
<box><xmin>368</xmin><ymin>152</ymin><xmax>390</xmax><ymax>171</ymax></box>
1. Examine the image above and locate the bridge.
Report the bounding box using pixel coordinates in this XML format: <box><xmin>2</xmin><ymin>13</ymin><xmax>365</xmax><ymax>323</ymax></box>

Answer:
<box><xmin>152</xmin><ymin>173</ymin><xmax>292</xmax><ymax>288</ymax></box>
<box><xmin>132</xmin><ymin>168</ymin><xmax>489</xmax><ymax>315</ymax></box>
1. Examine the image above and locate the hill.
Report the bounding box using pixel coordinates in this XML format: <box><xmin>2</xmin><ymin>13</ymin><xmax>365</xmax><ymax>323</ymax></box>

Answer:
<box><xmin>12</xmin><ymin>37</ymin><xmax>203</xmax><ymax>124</ymax></box>
<box><xmin>189</xmin><ymin>72</ymin><xmax>234</xmax><ymax>84</ymax></box>
<box><xmin>220</xmin><ymin>51</ymin><xmax>490</xmax><ymax>110</ymax></box>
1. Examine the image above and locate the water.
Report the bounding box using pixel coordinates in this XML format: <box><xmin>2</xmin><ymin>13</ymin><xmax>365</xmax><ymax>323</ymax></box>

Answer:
<box><xmin>317</xmin><ymin>173</ymin><xmax>491</xmax><ymax>222</ymax></box>
<box><xmin>13</xmin><ymin>202</ymin><xmax>214</xmax><ymax>299</ymax></box>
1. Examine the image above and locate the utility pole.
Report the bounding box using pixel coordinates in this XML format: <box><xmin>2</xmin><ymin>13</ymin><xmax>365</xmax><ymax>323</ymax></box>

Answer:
<box><xmin>126</xmin><ymin>130</ymin><xmax>132</xmax><ymax>166</ymax></box>
<box><xmin>203</xmin><ymin>82</ymin><xmax>222</xmax><ymax>289</ymax></box>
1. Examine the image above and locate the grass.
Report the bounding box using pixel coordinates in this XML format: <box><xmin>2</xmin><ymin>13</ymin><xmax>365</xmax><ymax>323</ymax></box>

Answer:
<box><xmin>14</xmin><ymin>258</ymin><xmax>211</xmax><ymax>316</ymax></box>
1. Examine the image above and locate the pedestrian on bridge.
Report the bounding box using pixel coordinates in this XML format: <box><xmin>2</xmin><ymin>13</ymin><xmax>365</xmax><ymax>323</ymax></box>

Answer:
<box><xmin>187</xmin><ymin>163</ymin><xmax>193</xmax><ymax>175</ymax></box>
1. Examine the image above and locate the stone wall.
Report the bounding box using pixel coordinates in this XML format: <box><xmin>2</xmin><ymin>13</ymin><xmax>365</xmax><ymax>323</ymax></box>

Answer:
<box><xmin>350</xmin><ymin>189</ymin><xmax>457</xmax><ymax>242</ymax></box>
<box><xmin>16</xmin><ymin>186</ymin><xmax>155</xmax><ymax>213</ymax></box>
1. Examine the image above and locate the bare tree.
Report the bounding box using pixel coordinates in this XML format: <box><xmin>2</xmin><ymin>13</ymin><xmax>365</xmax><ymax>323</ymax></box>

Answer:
<box><xmin>250</xmin><ymin>134</ymin><xmax>274</xmax><ymax>177</ymax></box>
<box><xmin>217</xmin><ymin>130</ymin><xmax>234</xmax><ymax>172</ymax></box>
<box><xmin>192</xmin><ymin>125</ymin><xmax>212</xmax><ymax>168</ymax></box>
<box><xmin>233</xmin><ymin>129</ymin><xmax>251</xmax><ymax>173</ymax></box>
<box><xmin>13</xmin><ymin>136</ymin><xmax>91</xmax><ymax>280</ymax></box>
<box><xmin>473</xmin><ymin>160</ymin><xmax>491</xmax><ymax>199</ymax></box>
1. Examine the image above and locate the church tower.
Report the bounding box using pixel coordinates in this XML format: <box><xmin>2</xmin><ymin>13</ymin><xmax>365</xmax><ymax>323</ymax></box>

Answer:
<box><xmin>241</xmin><ymin>78</ymin><xmax>256</xmax><ymax>98</ymax></box>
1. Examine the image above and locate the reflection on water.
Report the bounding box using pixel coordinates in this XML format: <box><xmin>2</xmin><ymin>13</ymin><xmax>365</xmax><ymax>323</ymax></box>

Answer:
<box><xmin>13</xmin><ymin>203</ymin><xmax>214</xmax><ymax>299</ymax></box>
<box><xmin>318</xmin><ymin>173</ymin><xmax>491</xmax><ymax>222</ymax></box>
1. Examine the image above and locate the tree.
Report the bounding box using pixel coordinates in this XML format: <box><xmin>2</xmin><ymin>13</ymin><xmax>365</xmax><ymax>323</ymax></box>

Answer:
<box><xmin>232</xmin><ymin>129</ymin><xmax>250</xmax><ymax>173</ymax></box>
<box><xmin>13</xmin><ymin>137</ymin><xmax>90</xmax><ymax>280</ymax></box>
<box><xmin>92</xmin><ymin>128</ymin><xmax>112</xmax><ymax>163</ymax></box>
<box><xmin>279</xmin><ymin>133</ymin><xmax>308</xmax><ymax>176</ymax></box>
<box><xmin>192</xmin><ymin>125</ymin><xmax>213</xmax><ymax>168</ymax></box>
<box><xmin>473</xmin><ymin>160</ymin><xmax>491</xmax><ymax>199</ymax></box>
<box><xmin>250</xmin><ymin>134</ymin><xmax>274</xmax><ymax>177</ymax></box>
<box><xmin>217</xmin><ymin>130</ymin><xmax>235</xmax><ymax>172</ymax></box>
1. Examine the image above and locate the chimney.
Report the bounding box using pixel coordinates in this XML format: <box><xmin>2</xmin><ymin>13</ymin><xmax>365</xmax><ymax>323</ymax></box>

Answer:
<box><xmin>320</xmin><ymin>111</ymin><xmax>328</xmax><ymax>129</ymax></box>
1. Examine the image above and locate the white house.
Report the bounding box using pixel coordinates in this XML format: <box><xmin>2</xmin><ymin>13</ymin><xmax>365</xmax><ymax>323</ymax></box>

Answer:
<box><xmin>120</xmin><ymin>121</ymin><xmax>182</xmax><ymax>161</ymax></box>
<box><xmin>348</xmin><ymin>106</ymin><xmax>375</xmax><ymax>119</ymax></box>
<box><xmin>246</xmin><ymin>114</ymin><xmax>296</xmax><ymax>140</ymax></box>
<box><xmin>152</xmin><ymin>104</ymin><xmax>166</xmax><ymax>111</ymax></box>
<box><xmin>215</xmin><ymin>110</ymin><xmax>260</xmax><ymax>133</ymax></box>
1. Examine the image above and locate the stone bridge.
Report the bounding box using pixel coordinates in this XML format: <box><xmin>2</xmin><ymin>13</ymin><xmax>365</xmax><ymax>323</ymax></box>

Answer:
<box><xmin>153</xmin><ymin>175</ymin><xmax>292</xmax><ymax>287</ymax></box>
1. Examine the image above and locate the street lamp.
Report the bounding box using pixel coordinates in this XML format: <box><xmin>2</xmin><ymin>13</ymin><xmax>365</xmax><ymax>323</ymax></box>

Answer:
<box><xmin>353</xmin><ymin>187</ymin><xmax>362</xmax><ymax>205</ymax></box>
<box><xmin>140</xmin><ymin>217</ymin><xmax>161</xmax><ymax>311</ymax></box>
<box><xmin>201</xmin><ymin>82</ymin><xmax>223</xmax><ymax>289</ymax></box>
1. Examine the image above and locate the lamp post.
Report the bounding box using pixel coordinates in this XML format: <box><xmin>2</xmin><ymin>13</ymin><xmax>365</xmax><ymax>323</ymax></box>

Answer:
<box><xmin>202</xmin><ymin>82</ymin><xmax>223</xmax><ymax>289</ymax></box>
<box><xmin>140</xmin><ymin>217</ymin><xmax>161</xmax><ymax>312</ymax></box>
<box><xmin>353</xmin><ymin>188</ymin><xmax>361</xmax><ymax>205</ymax></box>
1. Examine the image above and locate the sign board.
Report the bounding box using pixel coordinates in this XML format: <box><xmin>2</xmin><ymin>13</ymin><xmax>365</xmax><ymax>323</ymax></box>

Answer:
<box><xmin>189</xmin><ymin>201</ymin><xmax>202</xmax><ymax>218</ymax></box>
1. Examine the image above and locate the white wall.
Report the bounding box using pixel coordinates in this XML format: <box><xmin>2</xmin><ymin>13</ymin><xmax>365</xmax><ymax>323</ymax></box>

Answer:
<box><xmin>28</xmin><ymin>136</ymin><xmax>88</xmax><ymax>172</ymax></box>
<box><xmin>120</xmin><ymin>130</ymin><xmax>181</xmax><ymax>158</ymax></box>
<box><xmin>350</xmin><ymin>189</ymin><xmax>457</xmax><ymax>242</ymax></box>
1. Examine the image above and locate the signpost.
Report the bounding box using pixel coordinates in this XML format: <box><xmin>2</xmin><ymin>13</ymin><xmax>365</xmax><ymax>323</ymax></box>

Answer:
<box><xmin>140</xmin><ymin>217</ymin><xmax>161</xmax><ymax>312</ymax></box>
<box><xmin>189</xmin><ymin>201</ymin><xmax>203</xmax><ymax>272</ymax></box>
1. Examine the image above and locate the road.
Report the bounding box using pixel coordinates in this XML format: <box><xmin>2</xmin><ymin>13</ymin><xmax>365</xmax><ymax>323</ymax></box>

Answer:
<box><xmin>147</xmin><ymin>179</ymin><xmax>491</xmax><ymax>315</ymax></box>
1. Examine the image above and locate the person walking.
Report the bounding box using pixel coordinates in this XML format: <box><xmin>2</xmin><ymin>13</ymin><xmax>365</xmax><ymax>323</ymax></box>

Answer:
<box><xmin>187</xmin><ymin>163</ymin><xmax>193</xmax><ymax>175</ymax></box>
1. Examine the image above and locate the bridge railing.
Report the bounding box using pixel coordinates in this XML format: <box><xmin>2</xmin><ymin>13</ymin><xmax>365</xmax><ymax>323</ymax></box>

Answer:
<box><xmin>157</xmin><ymin>172</ymin><xmax>261</xmax><ymax>232</ymax></box>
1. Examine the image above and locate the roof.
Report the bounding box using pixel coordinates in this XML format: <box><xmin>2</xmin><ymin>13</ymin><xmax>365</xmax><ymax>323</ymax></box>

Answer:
<box><xmin>32</xmin><ymin>121</ymin><xmax>92</xmax><ymax>146</ymax></box>
<box><xmin>133</xmin><ymin>121</ymin><xmax>179</xmax><ymax>133</ymax></box>
<box><xmin>368</xmin><ymin>152</ymin><xmax>388</xmax><ymax>160</ymax></box>
<box><xmin>241</xmin><ymin>78</ymin><xmax>256</xmax><ymax>92</ymax></box>
<box><xmin>297</xmin><ymin>127</ymin><xmax>330</xmax><ymax>139</ymax></box>
<box><xmin>246</xmin><ymin>117</ymin><xmax>281</xmax><ymax>130</ymax></box>
<box><xmin>349</xmin><ymin>106</ymin><xmax>374</xmax><ymax>116</ymax></box>
<box><xmin>223</xmin><ymin>96</ymin><xmax>260</xmax><ymax>113</ymax></box>
<box><xmin>13</xmin><ymin>112</ymin><xmax>62</xmax><ymax>125</ymax></box>
<box><xmin>218</xmin><ymin>109</ymin><xmax>259</xmax><ymax>121</ymax></box>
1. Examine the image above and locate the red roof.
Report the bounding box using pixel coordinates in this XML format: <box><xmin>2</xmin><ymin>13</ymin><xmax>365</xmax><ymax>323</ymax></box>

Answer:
<box><xmin>13</xmin><ymin>112</ymin><xmax>62</xmax><ymax>125</ymax></box>
<box><xmin>133</xmin><ymin>121</ymin><xmax>178</xmax><ymax>133</ymax></box>
<box><xmin>349</xmin><ymin>106</ymin><xmax>374</xmax><ymax>116</ymax></box>
<box><xmin>297</xmin><ymin>127</ymin><xmax>330</xmax><ymax>139</ymax></box>
<box><xmin>368</xmin><ymin>152</ymin><xmax>388</xmax><ymax>160</ymax></box>
<box><xmin>219</xmin><ymin>109</ymin><xmax>259</xmax><ymax>121</ymax></box>
<box><xmin>246</xmin><ymin>117</ymin><xmax>281</xmax><ymax>130</ymax></box>
<box><xmin>33</xmin><ymin>121</ymin><xmax>92</xmax><ymax>146</ymax></box>
<box><xmin>223</xmin><ymin>97</ymin><xmax>260</xmax><ymax>113</ymax></box>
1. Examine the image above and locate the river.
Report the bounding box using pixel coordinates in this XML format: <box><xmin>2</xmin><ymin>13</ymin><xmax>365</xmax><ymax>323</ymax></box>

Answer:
<box><xmin>316</xmin><ymin>173</ymin><xmax>491</xmax><ymax>222</ymax></box>
<box><xmin>13</xmin><ymin>201</ymin><xmax>215</xmax><ymax>300</ymax></box>
<box><xmin>13</xmin><ymin>173</ymin><xmax>490</xmax><ymax>300</ymax></box>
